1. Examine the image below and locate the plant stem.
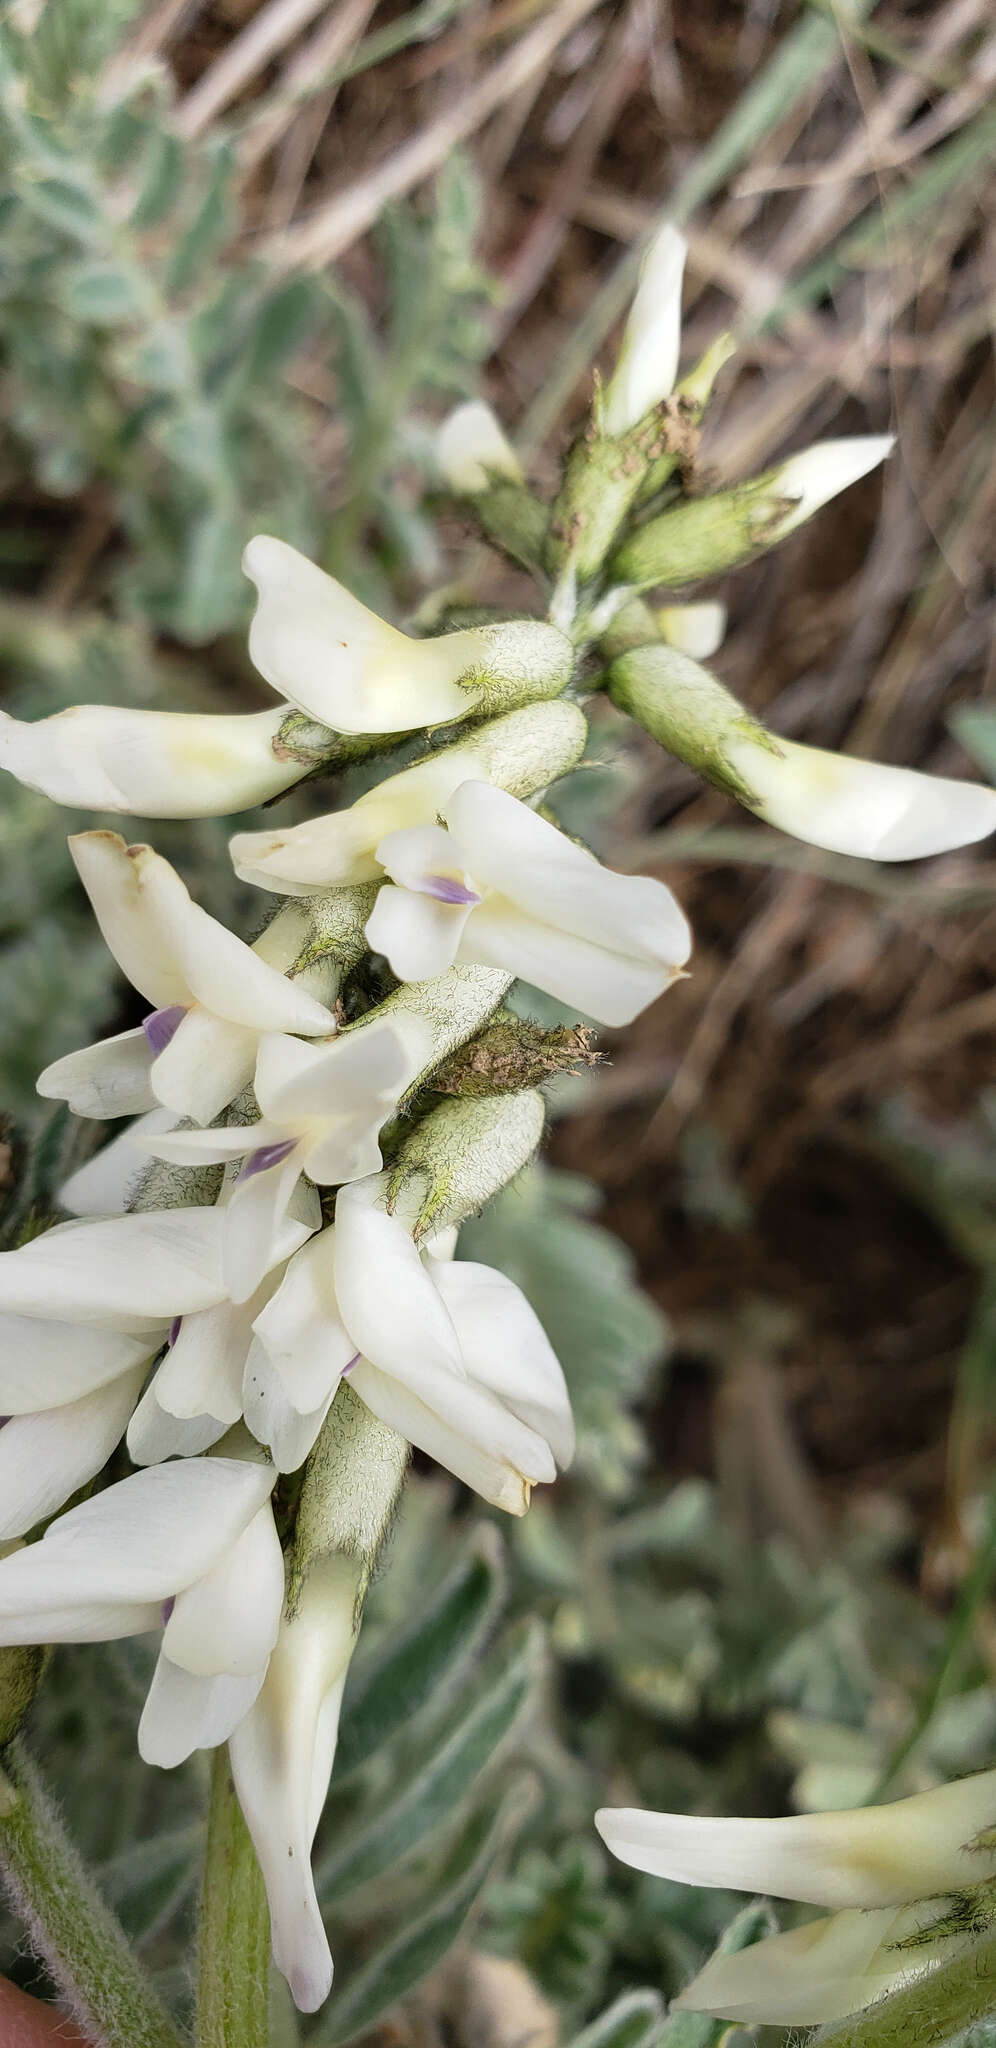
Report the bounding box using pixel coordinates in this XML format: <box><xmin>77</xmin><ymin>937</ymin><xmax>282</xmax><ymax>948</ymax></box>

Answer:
<box><xmin>0</xmin><ymin>1739</ymin><xmax>183</xmax><ymax>2048</ymax></box>
<box><xmin>815</xmin><ymin>1928</ymin><xmax>996</xmax><ymax>2048</ymax></box>
<box><xmin>196</xmin><ymin>1748</ymin><xmax>271</xmax><ymax>2048</ymax></box>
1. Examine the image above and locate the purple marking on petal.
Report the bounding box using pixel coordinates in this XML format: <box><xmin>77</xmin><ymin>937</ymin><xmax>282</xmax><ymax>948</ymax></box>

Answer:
<box><xmin>143</xmin><ymin>1004</ymin><xmax>188</xmax><ymax>1056</ymax></box>
<box><xmin>0</xmin><ymin>1417</ymin><xmax>9</xmax><ymax>1430</ymax></box>
<box><xmin>168</xmin><ymin>1317</ymin><xmax>182</xmax><ymax>1349</ymax></box>
<box><xmin>417</xmin><ymin>873</ymin><xmax>481</xmax><ymax>906</ymax></box>
<box><xmin>342</xmin><ymin>1353</ymin><xmax>361</xmax><ymax>1376</ymax></box>
<box><xmin>238</xmin><ymin>1138</ymin><xmax>298</xmax><ymax>1182</ymax></box>
<box><xmin>161</xmin><ymin>1596</ymin><xmax>175</xmax><ymax>1626</ymax></box>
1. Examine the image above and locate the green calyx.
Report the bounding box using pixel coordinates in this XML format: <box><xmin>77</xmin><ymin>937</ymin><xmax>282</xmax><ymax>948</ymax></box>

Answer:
<box><xmin>387</xmin><ymin>1089</ymin><xmax>546</xmax><ymax>1239</ymax></box>
<box><xmin>606</xmin><ymin>642</ymin><xmax>782</xmax><ymax>807</ymax></box>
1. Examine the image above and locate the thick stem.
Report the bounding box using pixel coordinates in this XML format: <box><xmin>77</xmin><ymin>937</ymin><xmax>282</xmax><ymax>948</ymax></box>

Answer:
<box><xmin>0</xmin><ymin>1740</ymin><xmax>182</xmax><ymax>2048</ymax></box>
<box><xmin>815</xmin><ymin>1928</ymin><xmax>996</xmax><ymax>2048</ymax></box>
<box><xmin>196</xmin><ymin>1749</ymin><xmax>271</xmax><ymax>2048</ymax></box>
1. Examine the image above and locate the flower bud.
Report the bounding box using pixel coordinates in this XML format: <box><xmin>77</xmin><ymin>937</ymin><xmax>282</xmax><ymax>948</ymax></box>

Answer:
<box><xmin>230</xmin><ymin>698</ymin><xmax>587</xmax><ymax>896</ymax></box>
<box><xmin>656</xmin><ymin>600</ymin><xmax>727</xmax><ymax>661</ymax></box>
<box><xmin>610</xmin><ymin>436</ymin><xmax>894</xmax><ymax>591</ymax></box>
<box><xmin>244</xmin><ymin>536</ymin><xmax>572</xmax><ymax>737</ymax></box>
<box><xmin>601</xmin><ymin>223</ymin><xmax>687</xmax><ymax>440</ymax></box>
<box><xmin>608</xmin><ymin>642</ymin><xmax>996</xmax><ymax>860</ymax></box>
<box><xmin>387</xmin><ymin>1089</ymin><xmax>546</xmax><ymax>1238</ymax></box>
<box><xmin>436</xmin><ymin>401</ymin><xmax>522</xmax><ymax>495</ymax></box>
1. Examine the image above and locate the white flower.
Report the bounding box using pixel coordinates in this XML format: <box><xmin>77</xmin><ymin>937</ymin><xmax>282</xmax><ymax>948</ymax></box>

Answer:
<box><xmin>230</xmin><ymin>699</ymin><xmax>587</xmax><ymax>898</ymax></box>
<box><xmin>657</xmin><ymin>600</ymin><xmax>727</xmax><ymax>661</ymax></box>
<box><xmin>725</xmin><ymin>731</ymin><xmax>996</xmax><ymax>861</ymax></box>
<box><xmin>435</xmin><ymin>400</ymin><xmax>523</xmax><ymax>495</ymax></box>
<box><xmin>242</xmin><ymin>1175</ymin><xmax>575</xmax><ymax>1510</ymax></box>
<box><xmin>37</xmin><ymin>833</ymin><xmax>335</xmax><ymax>1128</ymax></box>
<box><xmin>769</xmin><ymin>436</ymin><xmax>896</xmax><ymax>534</ymax></box>
<box><xmin>596</xmin><ymin>1773</ymin><xmax>996</xmax><ymax>2027</ymax></box>
<box><xmin>364</xmin><ymin>780</ymin><xmax>691</xmax><ymax>1026</ymax></box>
<box><xmin>0</xmin><ymin>1454</ymin><xmax>284</xmax><ymax>1766</ymax></box>
<box><xmin>0</xmin><ymin>1205</ymin><xmax>314</xmax><ymax>1530</ymax></box>
<box><xmin>229</xmin><ymin>1553</ymin><xmax>362</xmax><ymax>2013</ymax></box>
<box><xmin>243</xmin><ymin>536</ymin><xmax>572</xmax><ymax>736</ymax></box>
<box><xmin>136</xmin><ymin>1018</ymin><xmax>429</xmax><ymax>1304</ymax></box>
<box><xmin>602</xmin><ymin>223</ymin><xmax>687</xmax><ymax>438</ymax></box>
<box><xmin>0</xmin><ymin>701</ymin><xmax>308</xmax><ymax>818</ymax></box>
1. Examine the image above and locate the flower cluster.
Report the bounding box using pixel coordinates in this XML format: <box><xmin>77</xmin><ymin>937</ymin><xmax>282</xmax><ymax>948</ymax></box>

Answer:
<box><xmin>1</xmin><ymin>212</ymin><xmax>993</xmax><ymax>2026</ymax></box>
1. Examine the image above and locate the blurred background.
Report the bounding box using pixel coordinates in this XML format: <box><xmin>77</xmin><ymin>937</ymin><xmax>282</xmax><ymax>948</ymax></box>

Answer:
<box><xmin>1</xmin><ymin>2</ymin><xmax>994</xmax><ymax>2043</ymax></box>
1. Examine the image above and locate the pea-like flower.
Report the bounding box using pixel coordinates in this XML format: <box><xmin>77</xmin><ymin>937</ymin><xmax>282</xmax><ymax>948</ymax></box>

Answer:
<box><xmin>601</xmin><ymin>221</ymin><xmax>687</xmax><ymax>438</ymax></box>
<box><xmin>242</xmin><ymin>1175</ymin><xmax>575</xmax><ymax>1510</ymax></box>
<box><xmin>364</xmin><ymin>780</ymin><xmax>691</xmax><ymax>1025</ymax></box>
<box><xmin>0</xmin><ymin>1454</ymin><xmax>284</xmax><ymax>1767</ymax></box>
<box><xmin>137</xmin><ymin>1018</ymin><xmax>430</xmax><ymax>1304</ymax></box>
<box><xmin>243</xmin><ymin>535</ymin><xmax>572</xmax><ymax>735</ymax></box>
<box><xmin>596</xmin><ymin>1773</ymin><xmax>996</xmax><ymax>2027</ymax></box>
<box><xmin>229</xmin><ymin>1554</ymin><xmax>363</xmax><ymax>2013</ymax></box>
<box><xmin>0</xmin><ymin>1205</ymin><xmax>314</xmax><ymax>1535</ymax></box>
<box><xmin>37</xmin><ymin>833</ymin><xmax>336</xmax><ymax>1129</ymax></box>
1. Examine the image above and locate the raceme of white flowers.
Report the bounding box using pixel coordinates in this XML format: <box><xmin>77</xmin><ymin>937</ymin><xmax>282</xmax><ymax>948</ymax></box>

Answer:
<box><xmin>596</xmin><ymin>1773</ymin><xmax>996</xmax><ymax>2026</ymax></box>
<box><xmin>3</xmin><ymin>206</ymin><xmax>996</xmax><ymax>2030</ymax></box>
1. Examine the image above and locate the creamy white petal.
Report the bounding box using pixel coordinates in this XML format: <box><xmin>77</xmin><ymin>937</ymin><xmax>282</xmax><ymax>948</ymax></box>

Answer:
<box><xmin>135</xmin><ymin>1121</ymin><xmax>283</xmax><ymax>1169</ymax></box>
<box><xmin>60</xmin><ymin>1109</ymin><xmax>179</xmax><ymax>1216</ymax></box>
<box><xmin>0</xmin><ymin>1457</ymin><xmax>275</xmax><ymax>1624</ymax></box>
<box><xmin>673</xmin><ymin>1904</ymin><xmax>960</xmax><ymax>2028</ymax></box>
<box><xmin>365</xmin><ymin>884</ymin><xmax>468</xmax><ymax>981</ymax></box>
<box><xmin>724</xmin><ymin>734</ymin><xmax>996</xmax><ymax>861</ymax></box>
<box><xmin>250</xmin><ymin>1232</ymin><xmax>357</xmax><ymax>1416</ymax></box>
<box><xmin>0</xmin><ymin>1596</ymin><xmax>162</xmax><ymax>1645</ymax></box>
<box><xmin>0</xmin><ymin>1314</ymin><xmax>157</xmax><ymax>1411</ymax></box>
<box><xmin>127</xmin><ymin>1383</ymin><xmax>229</xmax><ymax>1465</ymax></box>
<box><xmin>154</xmin><ymin>1293</ymin><xmax>270</xmax><ymax>1422</ymax></box>
<box><xmin>0</xmin><ymin>1209</ymin><xmax>231</xmax><ymax>1324</ymax></box>
<box><xmin>0</xmin><ymin>704</ymin><xmax>305</xmax><ymax>817</ymax></box>
<box><xmin>37</xmin><ymin>1029</ymin><xmax>157</xmax><ymax>1121</ymax></box>
<box><xmin>349</xmin><ymin>1360</ymin><xmax>539</xmax><ymax>1514</ymax></box>
<box><xmin>163</xmin><ymin>1505</ymin><xmax>284</xmax><ymax>1678</ymax></box>
<box><xmin>445</xmin><ymin>782</ymin><xmax>691</xmax><ymax>968</ymax></box>
<box><xmin>460</xmin><ymin>899</ymin><xmax>680</xmax><ymax>1026</ymax></box>
<box><xmin>332</xmin><ymin>1180</ymin><xmax>465</xmax><ymax>1387</ymax></box>
<box><xmin>150</xmin><ymin>1009</ymin><xmax>259</xmax><ymax>1126</ymax></box>
<box><xmin>657</xmin><ymin>600</ymin><xmax>727</xmax><ymax>661</ymax></box>
<box><xmin>242</xmin><ymin>1339</ymin><xmax>334</xmax><ymax>1473</ymax></box>
<box><xmin>594</xmin><ymin>1772</ymin><xmax>996</xmax><ymax>1909</ymax></box>
<box><xmin>602</xmin><ymin>223</ymin><xmax>687</xmax><ymax>437</ymax></box>
<box><xmin>254</xmin><ymin>1020</ymin><xmax>419</xmax><ymax>1125</ymax></box>
<box><xmin>431</xmin><ymin>1259</ymin><xmax>574</xmax><ymax>1467</ymax></box>
<box><xmin>223</xmin><ymin>1151</ymin><xmax>307</xmax><ymax>1306</ymax></box>
<box><xmin>375</xmin><ymin>822</ymin><xmax>469</xmax><ymax>892</ymax></box>
<box><xmin>773</xmin><ymin>436</ymin><xmax>895</xmax><ymax>531</ymax></box>
<box><xmin>229</xmin><ymin>1554</ymin><xmax>362</xmax><ymax>2013</ymax></box>
<box><xmin>0</xmin><ymin>1369</ymin><xmax>146</xmax><ymax>1540</ymax></box>
<box><xmin>69</xmin><ymin>833</ymin><xmax>192</xmax><ymax>1007</ymax></box>
<box><xmin>244</xmin><ymin>535</ymin><xmax>492</xmax><ymax>735</ymax></box>
<box><xmin>139</xmin><ymin>1652</ymin><xmax>265</xmax><ymax>1768</ymax></box>
<box><xmin>436</xmin><ymin>401</ymin><xmax>522</xmax><ymax>494</ymax></box>
<box><xmin>120</xmin><ymin>846</ymin><xmax>334</xmax><ymax>1034</ymax></box>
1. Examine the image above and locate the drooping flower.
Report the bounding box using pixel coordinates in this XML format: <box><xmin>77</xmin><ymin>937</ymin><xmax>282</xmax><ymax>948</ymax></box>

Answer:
<box><xmin>0</xmin><ymin>1205</ymin><xmax>314</xmax><ymax>1532</ymax></box>
<box><xmin>601</xmin><ymin>222</ymin><xmax>688</xmax><ymax>439</ymax></box>
<box><xmin>136</xmin><ymin>1017</ymin><xmax>430</xmax><ymax>1303</ymax></box>
<box><xmin>0</xmin><ymin>1453</ymin><xmax>284</xmax><ymax>1766</ymax></box>
<box><xmin>0</xmin><ymin>701</ymin><xmax>311</xmax><ymax>818</ymax></box>
<box><xmin>596</xmin><ymin>1773</ymin><xmax>996</xmax><ymax>2027</ymax></box>
<box><xmin>608</xmin><ymin>644</ymin><xmax>996</xmax><ymax>861</ymax></box>
<box><xmin>242</xmin><ymin>1174</ymin><xmax>575</xmax><ymax>1509</ymax></box>
<box><xmin>243</xmin><ymin>535</ymin><xmax>573</xmax><ymax>735</ymax></box>
<box><xmin>435</xmin><ymin>400</ymin><xmax>523</xmax><ymax>495</ymax></box>
<box><xmin>37</xmin><ymin>833</ymin><xmax>336</xmax><ymax>1129</ymax></box>
<box><xmin>230</xmin><ymin>698</ymin><xmax>588</xmax><ymax>897</ymax></box>
<box><xmin>364</xmin><ymin>779</ymin><xmax>691</xmax><ymax>1025</ymax></box>
<box><xmin>229</xmin><ymin>1553</ymin><xmax>363</xmax><ymax>2013</ymax></box>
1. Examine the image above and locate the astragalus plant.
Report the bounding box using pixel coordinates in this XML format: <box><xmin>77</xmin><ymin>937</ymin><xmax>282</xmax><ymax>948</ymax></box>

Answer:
<box><xmin>1</xmin><ymin>222</ymin><xmax>994</xmax><ymax>2048</ymax></box>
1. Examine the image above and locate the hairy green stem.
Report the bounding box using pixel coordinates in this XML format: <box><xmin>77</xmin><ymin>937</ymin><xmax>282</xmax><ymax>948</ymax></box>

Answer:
<box><xmin>815</xmin><ymin>1928</ymin><xmax>996</xmax><ymax>2048</ymax></box>
<box><xmin>0</xmin><ymin>1739</ymin><xmax>182</xmax><ymax>2048</ymax></box>
<box><xmin>196</xmin><ymin>1750</ymin><xmax>271</xmax><ymax>2048</ymax></box>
